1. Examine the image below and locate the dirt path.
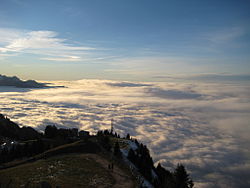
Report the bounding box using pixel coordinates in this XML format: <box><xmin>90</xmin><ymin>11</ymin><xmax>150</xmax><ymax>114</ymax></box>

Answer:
<box><xmin>84</xmin><ymin>154</ymin><xmax>134</xmax><ymax>188</ymax></box>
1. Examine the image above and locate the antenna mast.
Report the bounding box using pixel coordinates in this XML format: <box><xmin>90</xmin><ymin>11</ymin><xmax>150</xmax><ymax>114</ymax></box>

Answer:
<box><xmin>111</xmin><ymin>118</ymin><xmax>114</xmax><ymax>133</ymax></box>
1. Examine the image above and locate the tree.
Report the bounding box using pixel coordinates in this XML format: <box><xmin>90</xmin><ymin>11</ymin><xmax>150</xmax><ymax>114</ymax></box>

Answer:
<box><xmin>113</xmin><ymin>141</ymin><xmax>122</xmax><ymax>157</ymax></box>
<box><xmin>99</xmin><ymin>136</ymin><xmax>111</xmax><ymax>151</ymax></box>
<box><xmin>45</xmin><ymin>125</ymin><xmax>57</xmax><ymax>138</ymax></box>
<box><xmin>126</xmin><ymin>133</ymin><xmax>130</xmax><ymax>139</ymax></box>
<box><xmin>155</xmin><ymin>163</ymin><xmax>174</xmax><ymax>188</ymax></box>
<box><xmin>174</xmin><ymin>164</ymin><xmax>193</xmax><ymax>188</ymax></box>
<box><xmin>127</xmin><ymin>148</ymin><xmax>136</xmax><ymax>163</ymax></box>
<box><xmin>134</xmin><ymin>139</ymin><xmax>139</xmax><ymax>146</ymax></box>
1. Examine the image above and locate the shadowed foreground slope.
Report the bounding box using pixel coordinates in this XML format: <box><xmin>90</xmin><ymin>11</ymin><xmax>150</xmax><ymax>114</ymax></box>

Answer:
<box><xmin>0</xmin><ymin>148</ymin><xmax>134</xmax><ymax>188</ymax></box>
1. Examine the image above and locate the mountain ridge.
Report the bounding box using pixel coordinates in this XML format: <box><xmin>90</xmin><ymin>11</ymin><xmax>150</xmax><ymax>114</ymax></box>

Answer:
<box><xmin>0</xmin><ymin>74</ymin><xmax>47</xmax><ymax>88</ymax></box>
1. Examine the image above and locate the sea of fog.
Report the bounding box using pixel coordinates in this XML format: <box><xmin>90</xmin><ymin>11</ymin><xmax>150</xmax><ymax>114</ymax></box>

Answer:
<box><xmin>0</xmin><ymin>79</ymin><xmax>249</xmax><ymax>188</ymax></box>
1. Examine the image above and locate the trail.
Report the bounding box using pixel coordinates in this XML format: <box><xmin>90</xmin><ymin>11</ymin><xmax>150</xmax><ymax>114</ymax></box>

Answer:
<box><xmin>85</xmin><ymin>154</ymin><xmax>134</xmax><ymax>188</ymax></box>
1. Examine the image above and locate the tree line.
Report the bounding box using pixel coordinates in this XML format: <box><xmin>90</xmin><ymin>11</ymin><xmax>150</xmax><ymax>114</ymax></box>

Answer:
<box><xmin>96</xmin><ymin>129</ymin><xmax>193</xmax><ymax>188</ymax></box>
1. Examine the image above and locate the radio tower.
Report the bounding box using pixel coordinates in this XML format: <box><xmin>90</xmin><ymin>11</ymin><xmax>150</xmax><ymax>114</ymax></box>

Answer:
<box><xmin>111</xmin><ymin>118</ymin><xmax>114</xmax><ymax>133</ymax></box>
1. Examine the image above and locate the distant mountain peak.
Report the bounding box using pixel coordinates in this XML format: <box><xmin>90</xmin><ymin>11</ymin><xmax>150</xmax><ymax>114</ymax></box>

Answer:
<box><xmin>0</xmin><ymin>74</ymin><xmax>47</xmax><ymax>88</ymax></box>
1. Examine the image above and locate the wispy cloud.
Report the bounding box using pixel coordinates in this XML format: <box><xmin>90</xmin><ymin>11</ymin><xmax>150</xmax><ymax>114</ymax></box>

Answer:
<box><xmin>41</xmin><ymin>56</ymin><xmax>82</xmax><ymax>62</ymax></box>
<box><xmin>205</xmin><ymin>26</ymin><xmax>246</xmax><ymax>44</ymax></box>
<box><xmin>0</xmin><ymin>28</ymin><xmax>95</xmax><ymax>61</ymax></box>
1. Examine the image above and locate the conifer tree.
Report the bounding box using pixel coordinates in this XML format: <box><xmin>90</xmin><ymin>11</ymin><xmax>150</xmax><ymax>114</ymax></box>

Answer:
<box><xmin>126</xmin><ymin>133</ymin><xmax>130</xmax><ymax>139</ymax></box>
<box><xmin>113</xmin><ymin>141</ymin><xmax>122</xmax><ymax>157</ymax></box>
<box><xmin>127</xmin><ymin>148</ymin><xmax>136</xmax><ymax>163</ymax></box>
<box><xmin>174</xmin><ymin>164</ymin><xmax>193</xmax><ymax>188</ymax></box>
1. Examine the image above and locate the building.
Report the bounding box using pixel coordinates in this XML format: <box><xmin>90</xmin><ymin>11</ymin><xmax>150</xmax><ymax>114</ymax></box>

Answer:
<box><xmin>79</xmin><ymin>130</ymin><xmax>90</xmax><ymax>138</ymax></box>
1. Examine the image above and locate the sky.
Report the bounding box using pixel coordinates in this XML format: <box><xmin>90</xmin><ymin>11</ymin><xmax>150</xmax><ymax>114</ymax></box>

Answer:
<box><xmin>0</xmin><ymin>0</ymin><xmax>250</xmax><ymax>80</ymax></box>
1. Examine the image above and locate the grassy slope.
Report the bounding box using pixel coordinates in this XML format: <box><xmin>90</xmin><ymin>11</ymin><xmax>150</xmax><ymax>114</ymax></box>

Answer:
<box><xmin>0</xmin><ymin>154</ymin><xmax>115</xmax><ymax>188</ymax></box>
<box><xmin>0</xmin><ymin>137</ymin><xmax>136</xmax><ymax>188</ymax></box>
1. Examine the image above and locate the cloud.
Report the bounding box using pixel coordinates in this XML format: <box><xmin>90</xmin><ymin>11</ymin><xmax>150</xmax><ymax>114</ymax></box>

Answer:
<box><xmin>0</xmin><ymin>79</ymin><xmax>249</xmax><ymax>187</ymax></box>
<box><xmin>205</xmin><ymin>27</ymin><xmax>246</xmax><ymax>44</ymax></box>
<box><xmin>41</xmin><ymin>56</ymin><xmax>82</xmax><ymax>62</ymax></box>
<box><xmin>0</xmin><ymin>86</ymin><xmax>31</xmax><ymax>92</ymax></box>
<box><xmin>145</xmin><ymin>87</ymin><xmax>204</xmax><ymax>100</ymax></box>
<box><xmin>106</xmin><ymin>81</ymin><xmax>152</xmax><ymax>87</ymax></box>
<box><xmin>152</xmin><ymin>73</ymin><xmax>250</xmax><ymax>83</ymax></box>
<box><xmin>187</xmin><ymin>74</ymin><xmax>250</xmax><ymax>82</ymax></box>
<box><xmin>0</xmin><ymin>28</ymin><xmax>94</xmax><ymax>61</ymax></box>
<box><xmin>0</xmin><ymin>28</ymin><xmax>23</xmax><ymax>44</ymax></box>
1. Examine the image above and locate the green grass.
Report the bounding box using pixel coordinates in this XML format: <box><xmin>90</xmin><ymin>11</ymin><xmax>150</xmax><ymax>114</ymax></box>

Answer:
<box><xmin>0</xmin><ymin>154</ymin><xmax>115</xmax><ymax>188</ymax></box>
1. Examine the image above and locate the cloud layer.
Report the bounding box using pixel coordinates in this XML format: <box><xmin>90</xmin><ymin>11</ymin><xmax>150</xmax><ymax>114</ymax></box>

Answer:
<box><xmin>0</xmin><ymin>79</ymin><xmax>249</xmax><ymax>187</ymax></box>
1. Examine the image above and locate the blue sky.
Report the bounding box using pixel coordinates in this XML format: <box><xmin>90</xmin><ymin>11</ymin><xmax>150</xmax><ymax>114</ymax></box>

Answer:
<box><xmin>0</xmin><ymin>0</ymin><xmax>250</xmax><ymax>80</ymax></box>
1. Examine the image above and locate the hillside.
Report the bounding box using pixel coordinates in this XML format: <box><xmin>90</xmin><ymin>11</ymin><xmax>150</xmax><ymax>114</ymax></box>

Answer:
<box><xmin>0</xmin><ymin>153</ymin><xmax>134</xmax><ymax>188</ymax></box>
<box><xmin>0</xmin><ymin>134</ymin><xmax>136</xmax><ymax>187</ymax></box>
<box><xmin>0</xmin><ymin>114</ymin><xmax>194</xmax><ymax>188</ymax></box>
<box><xmin>0</xmin><ymin>114</ymin><xmax>41</xmax><ymax>140</ymax></box>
